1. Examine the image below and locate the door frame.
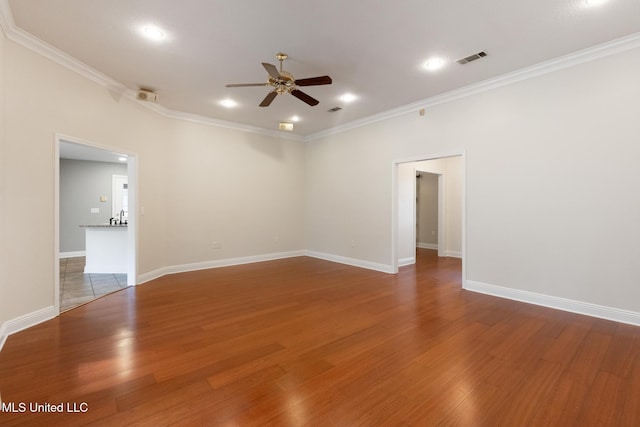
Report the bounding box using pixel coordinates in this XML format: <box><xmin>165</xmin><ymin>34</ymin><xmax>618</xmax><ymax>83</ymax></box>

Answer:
<box><xmin>391</xmin><ymin>151</ymin><xmax>465</xmax><ymax>283</ymax></box>
<box><xmin>54</xmin><ymin>133</ymin><xmax>138</xmax><ymax>314</ymax></box>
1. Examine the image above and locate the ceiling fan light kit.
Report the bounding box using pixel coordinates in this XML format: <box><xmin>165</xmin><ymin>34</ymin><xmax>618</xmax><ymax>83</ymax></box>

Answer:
<box><xmin>226</xmin><ymin>52</ymin><xmax>332</xmax><ymax>107</ymax></box>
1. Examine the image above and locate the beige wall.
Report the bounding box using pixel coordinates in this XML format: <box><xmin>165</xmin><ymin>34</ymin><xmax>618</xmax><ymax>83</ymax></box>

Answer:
<box><xmin>163</xmin><ymin>120</ymin><xmax>305</xmax><ymax>266</ymax></box>
<box><xmin>0</xmin><ymin>27</ymin><xmax>7</xmax><ymax>329</ymax></box>
<box><xmin>1</xmin><ymin>34</ymin><xmax>305</xmax><ymax>326</ymax></box>
<box><xmin>305</xmin><ymin>46</ymin><xmax>640</xmax><ymax>313</ymax></box>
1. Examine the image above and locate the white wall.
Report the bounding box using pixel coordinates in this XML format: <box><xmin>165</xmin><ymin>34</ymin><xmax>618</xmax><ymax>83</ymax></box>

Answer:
<box><xmin>306</xmin><ymin>46</ymin><xmax>640</xmax><ymax>314</ymax></box>
<box><xmin>1</xmin><ymin>34</ymin><xmax>305</xmax><ymax>330</ymax></box>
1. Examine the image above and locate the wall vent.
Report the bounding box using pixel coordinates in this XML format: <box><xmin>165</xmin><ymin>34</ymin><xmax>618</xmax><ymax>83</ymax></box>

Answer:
<box><xmin>457</xmin><ymin>51</ymin><xmax>487</xmax><ymax>65</ymax></box>
<box><xmin>137</xmin><ymin>88</ymin><xmax>158</xmax><ymax>102</ymax></box>
<box><xmin>279</xmin><ymin>122</ymin><xmax>294</xmax><ymax>131</ymax></box>
<box><xmin>328</xmin><ymin>107</ymin><xmax>342</xmax><ymax>112</ymax></box>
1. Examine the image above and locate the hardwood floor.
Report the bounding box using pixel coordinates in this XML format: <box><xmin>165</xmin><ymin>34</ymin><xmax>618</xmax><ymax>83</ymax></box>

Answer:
<box><xmin>1</xmin><ymin>249</ymin><xmax>639</xmax><ymax>426</ymax></box>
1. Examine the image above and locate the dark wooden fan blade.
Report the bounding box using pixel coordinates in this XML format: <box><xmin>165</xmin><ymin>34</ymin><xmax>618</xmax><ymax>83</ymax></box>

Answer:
<box><xmin>291</xmin><ymin>89</ymin><xmax>319</xmax><ymax>106</ymax></box>
<box><xmin>225</xmin><ymin>83</ymin><xmax>267</xmax><ymax>87</ymax></box>
<box><xmin>259</xmin><ymin>91</ymin><xmax>278</xmax><ymax>107</ymax></box>
<box><xmin>295</xmin><ymin>76</ymin><xmax>332</xmax><ymax>86</ymax></box>
<box><xmin>262</xmin><ymin>63</ymin><xmax>281</xmax><ymax>79</ymax></box>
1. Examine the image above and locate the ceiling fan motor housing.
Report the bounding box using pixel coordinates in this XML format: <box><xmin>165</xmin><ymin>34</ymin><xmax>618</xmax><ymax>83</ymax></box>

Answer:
<box><xmin>226</xmin><ymin>52</ymin><xmax>332</xmax><ymax>107</ymax></box>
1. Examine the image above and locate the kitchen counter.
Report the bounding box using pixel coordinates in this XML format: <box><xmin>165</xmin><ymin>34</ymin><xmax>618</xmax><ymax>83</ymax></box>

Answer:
<box><xmin>80</xmin><ymin>225</ymin><xmax>128</xmax><ymax>273</ymax></box>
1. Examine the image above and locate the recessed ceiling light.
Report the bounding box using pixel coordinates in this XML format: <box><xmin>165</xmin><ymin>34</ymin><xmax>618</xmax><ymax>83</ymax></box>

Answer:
<box><xmin>219</xmin><ymin>99</ymin><xmax>238</xmax><ymax>108</ymax></box>
<box><xmin>118</xmin><ymin>157</ymin><xmax>127</xmax><ymax>162</ymax></box>
<box><xmin>291</xmin><ymin>115</ymin><xmax>301</xmax><ymax>122</ymax></box>
<box><xmin>141</xmin><ymin>25</ymin><xmax>165</xmax><ymax>41</ymax></box>
<box><xmin>339</xmin><ymin>93</ymin><xmax>357</xmax><ymax>103</ymax></box>
<box><xmin>422</xmin><ymin>57</ymin><xmax>446</xmax><ymax>72</ymax></box>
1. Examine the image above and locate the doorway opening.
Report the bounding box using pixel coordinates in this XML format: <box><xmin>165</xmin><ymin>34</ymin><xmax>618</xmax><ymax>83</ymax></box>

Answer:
<box><xmin>415</xmin><ymin>170</ymin><xmax>441</xmax><ymax>254</ymax></box>
<box><xmin>392</xmin><ymin>152</ymin><xmax>465</xmax><ymax>282</ymax></box>
<box><xmin>54</xmin><ymin>134</ymin><xmax>137</xmax><ymax>313</ymax></box>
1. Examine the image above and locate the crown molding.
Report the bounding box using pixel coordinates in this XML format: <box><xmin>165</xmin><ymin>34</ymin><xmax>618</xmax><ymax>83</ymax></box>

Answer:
<box><xmin>0</xmin><ymin>0</ymin><xmax>126</xmax><ymax>93</ymax></box>
<box><xmin>304</xmin><ymin>31</ymin><xmax>640</xmax><ymax>142</ymax></box>
<box><xmin>0</xmin><ymin>0</ymin><xmax>12</xmax><ymax>36</ymax></box>
<box><xmin>2</xmin><ymin>1</ymin><xmax>639</xmax><ymax>143</ymax></box>
<box><xmin>129</xmin><ymin>93</ymin><xmax>304</xmax><ymax>141</ymax></box>
<box><xmin>0</xmin><ymin>0</ymin><xmax>303</xmax><ymax>142</ymax></box>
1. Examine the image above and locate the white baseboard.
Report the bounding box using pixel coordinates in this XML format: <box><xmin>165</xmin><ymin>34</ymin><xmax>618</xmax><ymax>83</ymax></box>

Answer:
<box><xmin>138</xmin><ymin>249</ymin><xmax>395</xmax><ymax>286</ymax></box>
<box><xmin>304</xmin><ymin>251</ymin><xmax>394</xmax><ymax>274</ymax></box>
<box><xmin>417</xmin><ymin>243</ymin><xmax>438</xmax><ymax>250</ymax></box>
<box><xmin>398</xmin><ymin>257</ymin><xmax>415</xmax><ymax>267</ymax></box>
<box><xmin>138</xmin><ymin>250</ymin><xmax>307</xmax><ymax>284</ymax></box>
<box><xmin>84</xmin><ymin>263</ymin><xmax>127</xmax><ymax>274</ymax></box>
<box><xmin>416</xmin><ymin>244</ymin><xmax>462</xmax><ymax>259</ymax></box>
<box><xmin>441</xmin><ymin>250</ymin><xmax>462</xmax><ymax>258</ymax></box>
<box><xmin>60</xmin><ymin>251</ymin><xmax>86</xmax><ymax>259</ymax></box>
<box><xmin>0</xmin><ymin>305</ymin><xmax>57</xmax><ymax>351</ymax></box>
<box><xmin>464</xmin><ymin>280</ymin><xmax>640</xmax><ymax>327</ymax></box>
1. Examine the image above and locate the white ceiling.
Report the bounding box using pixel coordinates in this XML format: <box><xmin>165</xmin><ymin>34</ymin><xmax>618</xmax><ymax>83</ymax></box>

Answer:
<box><xmin>6</xmin><ymin>0</ymin><xmax>640</xmax><ymax>136</ymax></box>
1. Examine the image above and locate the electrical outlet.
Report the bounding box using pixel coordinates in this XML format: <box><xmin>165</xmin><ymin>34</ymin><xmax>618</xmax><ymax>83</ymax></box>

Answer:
<box><xmin>350</xmin><ymin>240</ymin><xmax>356</xmax><ymax>248</ymax></box>
<box><xmin>212</xmin><ymin>241</ymin><xmax>222</xmax><ymax>249</ymax></box>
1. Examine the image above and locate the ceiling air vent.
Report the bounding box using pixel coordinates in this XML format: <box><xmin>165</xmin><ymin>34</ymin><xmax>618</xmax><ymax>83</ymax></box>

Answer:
<box><xmin>457</xmin><ymin>51</ymin><xmax>487</xmax><ymax>65</ymax></box>
<box><xmin>328</xmin><ymin>107</ymin><xmax>342</xmax><ymax>112</ymax></box>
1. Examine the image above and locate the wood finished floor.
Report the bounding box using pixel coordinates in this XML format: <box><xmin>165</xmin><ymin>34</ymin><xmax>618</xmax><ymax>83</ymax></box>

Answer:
<box><xmin>1</xmin><ymin>249</ymin><xmax>639</xmax><ymax>426</ymax></box>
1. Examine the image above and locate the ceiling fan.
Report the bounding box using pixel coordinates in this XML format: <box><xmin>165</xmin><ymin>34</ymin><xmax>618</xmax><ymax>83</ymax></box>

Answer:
<box><xmin>225</xmin><ymin>53</ymin><xmax>332</xmax><ymax>107</ymax></box>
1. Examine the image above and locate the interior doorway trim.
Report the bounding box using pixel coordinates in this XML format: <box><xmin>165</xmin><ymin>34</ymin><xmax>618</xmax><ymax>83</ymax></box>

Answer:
<box><xmin>391</xmin><ymin>151</ymin><xmax>466</xmax><ymax>283</ymax></box>
<box><xmin>54</xmin><ymin>133</ymin><xmax>138</xmax><ymax>314</ymax></box>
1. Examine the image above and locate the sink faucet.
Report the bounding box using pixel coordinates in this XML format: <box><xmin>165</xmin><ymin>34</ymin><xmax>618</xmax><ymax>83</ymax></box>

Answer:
<box><xmin>120</xmin><ymin>209</ymin><xmax>125</xmax><ymax>224</ymax></box>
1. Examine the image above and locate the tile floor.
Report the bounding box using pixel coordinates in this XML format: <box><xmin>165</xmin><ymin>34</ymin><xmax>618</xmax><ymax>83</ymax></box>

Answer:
<box><xmin>59</xmin><ymin>257</ymin><xmax>128</xmax><ymax>311</ymax></box>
